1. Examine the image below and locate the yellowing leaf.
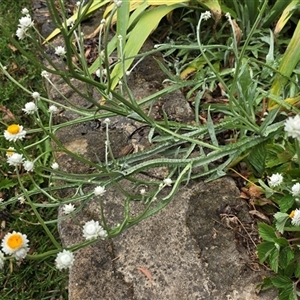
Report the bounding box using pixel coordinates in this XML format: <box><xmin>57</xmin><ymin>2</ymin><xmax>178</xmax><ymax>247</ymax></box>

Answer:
<box><xmin>268</xmin><ymin>20</ymin><xmax>300</xmax><ymax>109</ymax></box>
<box><xmin>274</xmin><ymin>0</ymin><xmax>299</xmax><ymax>35</ymax></box>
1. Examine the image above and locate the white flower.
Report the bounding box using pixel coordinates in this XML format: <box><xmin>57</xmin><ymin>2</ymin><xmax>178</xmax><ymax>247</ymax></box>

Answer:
<box><xmin>4</xmin><ymin>124</ymin><xmax>27</xmax><ymax>142</ymax></box>
<box><xmin>62</xmin><ymin>203</ymin><xmax>75</xmax><ymax>215</ymax></box>
<box><xmin>82</xmin><ymin>220</ymin><xmax>105</xmax><ymax>240</ymax></box>
<box><xmin>1</xmin><ymin>231</ymin><xmax>29</xmax><ymax>260</ymax></box>
<box><xmin>67</xmin><ymin>18</ymin><xmax>75</xmax><ymax>28</ymax></box>
<box><xmin>55</xmin><ymin>250</ymin><xmax>74</xmax><ymax>270</ymax></box>
<box><xmin>18</xmin><ymin>16</ymin><xmax>34</xmax><ymax>29</ymax></box>
<box><xmin>292</xmin><ymin>183</ymin><xmax>300</xmax><ymax>197</ymax></box>
<box><xmin>94</xmin><ymin>186</ymin><xmax>106</xmax><ymax>196</ymax></box>
<box><xmin>0</xmin><ymin>251</ymin><xmax>5</xmax><ymax>269</ymax></box>
<box><xmin>0</xmin><ymin>198</ymin><xmax>4</xmax><ymax>204</ymax></box>
<box><xmin>21</xmin><ymin>8</ymin><xmax>29</xmax><ymax>15</ymax></box>
<box><xmin>268</xmin><ymin>173</ymin><xmax>283</xmax><ymax>187</ymax></box>
<box><xmin>103</xmin><ymin>118</ymin><xmax>110</xmax><ymax>125</ymax></box>
<box><xmin>55</xmin><ymin>46</ymin><xmax>66</xmax><ymax>57</ymax></box>
<box><xmin>7</xmin><ymin>153</ymin><xmax>24</xmax><ymax>167</ymax></box>
<box><xmin>95</xmin><ymin>69</ymin><xmax>101</xmax><ymax>78</ymax></box>
<box><xmin>18</xmin><ymin>196</ymin><xmax>25</xmax><ymax>204</ymax></box>
<box><xmin>202</xmin><ymin>11</ymin><xmax>212</xmax><ymax>21</ymax></box>
<box><xmin>41</xmin><ymin>70</ymin><xmax>49</xmax><ymax>78</ymax></box>
<box><xmin>290</xmin><ymin>209</ymin><xmax>300</xmax><ymax>226</ymax></box>
<box><xmin>23</xmin><ymin>160</ymin><xmax>34</xmax><ymax>172</ymax></box>
<box><xmin>99</xmin><ymin>228</ymin><xmax>108</xmax><ymax>240</ymax></box>
<box><xmin>51</xmin><ymin>162</ymin><xmax>59</xmax><ymax>170</ymax></box>
<box><xmin>48</xmin><ymin>105</ymin><xmax>58</xmax><ymax>114</ymax></box>
<box><xmin>163</xmin><ymin>178</ymin><xmax>172</xmax><ymax>186</ymax></box>
<box><xmin>22</xmin><ymin>102</ymin><xmax>38</xmax><ymax>114</ymax></box>
<box><xmin>14</xmin><ymin>247</ymin><xmax>29</xmax><ymax>260</ymax></box>
<box><xmin>31</xmin><ymin>92</ymin><xmax>40</xmax><ymax>100</ymax></box>
<box><xmin>284</xmin><ymin>115</ymin><xmax>300</xmax><ymax>141</ymax></box>
<box><xmin>16</xmin><ymin>27</ymin><xmax>27</xmax><ymax>40</ymax></box>
<box><xmin>140</xmin><ymin>188</ymin><xmax>146</xmax><ymax>195</ymax></box>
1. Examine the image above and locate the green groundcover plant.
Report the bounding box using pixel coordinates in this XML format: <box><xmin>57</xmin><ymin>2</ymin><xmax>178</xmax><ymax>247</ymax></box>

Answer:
<box><xmin>1</xmin><ymin>0</ymin><xmax>300</xmax><ymax>299</ymax></box>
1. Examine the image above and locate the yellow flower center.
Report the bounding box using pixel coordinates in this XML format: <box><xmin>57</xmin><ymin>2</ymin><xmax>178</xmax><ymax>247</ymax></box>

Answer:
<box><xmin>7</xmin><ymin>233</ymin><xmax>23</xmax><ymax>249</ymax></box>
<box><xmin>7</xmin><ymin>124</ymin><xmax>21</xmax><ymax>134</ymax></box>
<box><xmin>289</xmin><ymin>210</ymin><xmax>295</xmax><ymax>219</ymax></box>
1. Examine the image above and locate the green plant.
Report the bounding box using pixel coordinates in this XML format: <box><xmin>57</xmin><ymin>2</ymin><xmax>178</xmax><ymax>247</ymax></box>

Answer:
<box><xmin>2</xmin><ymin>0</ymin><xmax>300</xmax><ymax>299</ymax></box>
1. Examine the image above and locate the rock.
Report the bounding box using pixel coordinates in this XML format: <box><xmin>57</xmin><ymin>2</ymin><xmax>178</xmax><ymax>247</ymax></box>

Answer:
<box><xmin>58</xmin><ymin>177</ymin><xmax>277</xmax><ymax>300</ymax></box>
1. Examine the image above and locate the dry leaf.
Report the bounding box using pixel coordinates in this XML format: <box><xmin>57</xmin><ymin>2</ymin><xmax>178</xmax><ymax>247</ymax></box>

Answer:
<box><xmin>8</xmin><ymin>43</ymin><xmax>18</xmax><ymax>52</ymax></box>
<box><xmin>248</xmin><ymin>184</ymin><xmax>264</xmax><ymax>198</ymax></box>
<box><xmin>0</xmin><ymin>106</ymin><xmax>16</xmax><ymax>122</ymax></box>
<box><xmin>248</xmin><ymin>210</ymin><xmax>271</xmax><ymax>224</ymax></box>
<box><xmin>136</xmin><ymin>266</ymin><xmax>153</xmax><ymax>286</ymax></box>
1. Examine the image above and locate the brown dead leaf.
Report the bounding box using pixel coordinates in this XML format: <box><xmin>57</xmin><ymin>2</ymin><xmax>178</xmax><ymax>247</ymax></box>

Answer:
<box><xmin>136</xmin><ymin>266</ymin><xmax>153</xmax><ymax>286</ymax></box>
<box><xmin>8</xmin><ymin>43</ymin><xmax>18</xmax><ymax>52</ymax></box>
<box><xmin>249</xmin><ymin>197</ymin><xmax>276</xmax><ymax>207</ymax></box>
<box><xmin>0</xmin><ymin>106</ymin><xmax>16</xmax><ymax>122</ymax></box>
<box><xmin>249</xmin><ymin>210</ymin><xmax>271</xmax><ymax>224</ymax></box>
<box><xmin>248</xmin><ymin>184</ymin><xmax>264</xmax><ymax>198</ymax></box>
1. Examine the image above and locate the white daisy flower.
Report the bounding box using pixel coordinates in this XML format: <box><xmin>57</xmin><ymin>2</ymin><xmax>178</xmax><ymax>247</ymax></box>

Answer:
<box><xmin>48</xmin><ymin>105</ymin><xmax>58</xmax><ymax>114</ymax></box>
<box><xmin>22</xmin><ymin>102</ymin><xmax>38</xmax><ymax>114</ymax></box>
<box><xmin>67</xmin><ymin>19</ymin><xmax>75</xmax><ymax>28</ymax></box>
<box><xmin>284</xmin><ymin>115</ymin><xmax>300</xmax><ymax>141</ymax></box>
<box><xmin>18</xmin><ymin>196</ymin><xmax>25</xmax><ymax>204</ymax></box>
<box><xmin>51</xmin><ymin>162</ymin><xmax>59</xmax><ymax>170</ymax></box>
<box><xmin>82</xmin><ymin>220</ymin><xmax>103</xmax><ymax>240</ymax></box>
<box><xmin>4</xmin><ymin>124</ymin><xmax>27</xmax><ymax>142</ymax></box>
<box><xmin>55</xmin><ymin>250</ymin><xmax>74</xmax><ymax>270</ymax></box>
<box><xmin>23</xmin><ymin>160</ymin><xmax>34</xmax><ymax>172</ymax></box>
<box><xmin>16</xmin><ymin>27</ymin><xmax>27</xmax><ymax>40</ymax></box>
<box><xmin>99</xmin><ymin>228</ymin><xmax>108</xmax><ymax>240</ymax></box>
<box><xmin>201</xmin><ymin>11</ymin><xmax>211</xmax><ymax>21</ymax></box>
<box><xmin>94</xmin><ymin>186</ymin><xmax>106</xmax><ymax>196</ymax></box>
<box><xmin>21</xmin><ymin>8</ymin><xmax>29</xmax><ymax>15</ymax></box>
<box><xmin>1</xmin><ymin>231</ymin><xmax>29</xmax><ymax>260</ymax></box>
<box><xmin>0</xmin><ymin>251</ymin><xmax>5</xmax><ymax>269</ymax></box>
<box><xmin>268</xmin><ymin>173</ymin><xmax>283</xmax><ymax>187</ymax></box>
<box><xmin>41</xmin><ymin>70</ymin><xmax>49</xmax><ymax>78</ymax></box>
<box><xmin>62</xmin><ymin>203</ymin><xmax>75</xmax><ymax>215</ymax></box>
<box><xmin>7</xmin><ymin>153</ymin><xmax>24</xmax><ymax>167</ymax></box>
<box><xmin>54</xmin><ymin>46</ymin><xmax>66</xmax><ymax>57</ymax></box>
<box><xmin>163</xmin><ymin>178</ymin><xmax>172</xmax><ymax>186</ymax></box>
<box><xmin>292</xmin><ymin>183</ymin><xmax>300</xmax><ymax>197</ymax></box>
<box><xmin>31</xmin><ymin>92</ymin><xmax>40</xmax><ymax>100</ymax></box>
<box><xmin>290</xmin><ymin>209</ymin><xmax>300</xmax><ymax>226</ymax></box>
<box><xmin>18</xmin><ymin>16</ymin><xmax>34</xmax><ymax>29</ymax></box>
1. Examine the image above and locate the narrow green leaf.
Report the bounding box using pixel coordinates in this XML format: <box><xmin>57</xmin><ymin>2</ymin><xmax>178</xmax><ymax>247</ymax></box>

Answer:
<box><xmin>110</xmin><ymin>3</ymin><xmax>183</xmax><ymax>89</ymax></box>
